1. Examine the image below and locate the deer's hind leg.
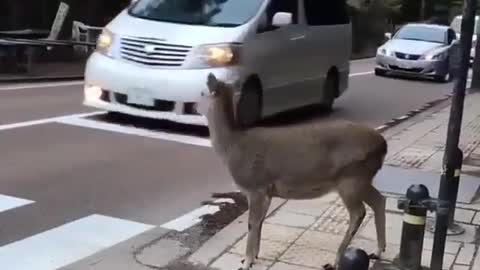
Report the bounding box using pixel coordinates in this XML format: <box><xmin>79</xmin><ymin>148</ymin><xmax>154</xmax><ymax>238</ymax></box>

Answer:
<box><xmin>334</xmin><ymin>180</ymin><xmax>367</xmax><ymax>268</ymax></box>
<box><xmin>241</xmin><ymin>190</ymin><xmax>272</xmax><ymax>270</ymax></box>
<box><xmin>363</xmin><ymin>184</ymin><xmax>386</xmax><ymax>258</ymax></box>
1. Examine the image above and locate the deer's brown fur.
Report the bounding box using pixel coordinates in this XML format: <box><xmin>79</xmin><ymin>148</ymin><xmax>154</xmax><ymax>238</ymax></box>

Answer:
<box><xmin>199</xmin><ymin>73</ymin><xmax>387</xmax><ymax>270</ymax></box>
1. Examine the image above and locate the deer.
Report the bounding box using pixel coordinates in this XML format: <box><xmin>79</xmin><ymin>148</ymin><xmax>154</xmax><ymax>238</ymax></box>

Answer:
<box><xmin>197</xmin><ymin>73</ymin><xmax>387</xmax><ymax>270</ymax></box>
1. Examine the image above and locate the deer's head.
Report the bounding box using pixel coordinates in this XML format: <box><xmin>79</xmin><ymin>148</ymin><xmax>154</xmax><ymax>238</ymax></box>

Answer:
<box><xmin>197</xmin><ymin>73</ymin><xmax>235</xmax><ymax>120</ymax></box>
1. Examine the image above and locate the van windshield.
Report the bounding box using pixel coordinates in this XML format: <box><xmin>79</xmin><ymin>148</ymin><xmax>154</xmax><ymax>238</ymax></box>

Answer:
<box><xmin>128</xmin><ymin>0</ymin><xmax>264</xmax><ymax>27</ymax></box>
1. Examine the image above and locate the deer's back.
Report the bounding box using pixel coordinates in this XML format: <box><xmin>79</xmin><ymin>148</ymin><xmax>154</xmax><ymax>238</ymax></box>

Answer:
<box><xmin>225</xmin><ymin>120</ymin><xmax>387</xmax><ymax>191</ymax></box>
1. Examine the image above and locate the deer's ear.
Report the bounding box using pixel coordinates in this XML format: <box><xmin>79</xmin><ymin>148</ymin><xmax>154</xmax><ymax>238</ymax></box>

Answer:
<box><xmin>207</xmin><ymin>73</ymin><xmax>219</xmax><ymax>94</ymax></box>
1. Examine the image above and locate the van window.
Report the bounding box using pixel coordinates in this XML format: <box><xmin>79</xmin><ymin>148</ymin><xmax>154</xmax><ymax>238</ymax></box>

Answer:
<box><xmin>304</xmin><ymin>0</ymin><xmax>349</xmax><ymax>25</ymax></box>
<box><xmin>257</xmin><ymin>0</ymin><xmax>298</xmax><ymax>33</ymax></box>
<box><xmin>129</xmin><ymin>0</ymin><xmax>265</xmax><ymax>27</ymax></box>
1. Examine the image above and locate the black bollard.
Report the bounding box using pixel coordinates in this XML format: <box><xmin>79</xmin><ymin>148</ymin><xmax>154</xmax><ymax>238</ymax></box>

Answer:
<box><xmin>338</xmin><ymin>247</ymin><xmax>370</xmax><ymax>270</ymax></box>
<box><xmin>395</xmin><ymin>184</ymin><xmax>432</xmax><ymax>270</ymax></box>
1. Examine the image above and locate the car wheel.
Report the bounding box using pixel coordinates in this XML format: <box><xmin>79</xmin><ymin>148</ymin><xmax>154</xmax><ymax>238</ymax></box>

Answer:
<box><xmin>321</xmin><ymin>72</ymin><xmax>338</xmax><ymax>112</ymax></box>
<box><xmin>434</xmin><ymin>72</ymin><xmax>451</xmax><ymax>83</ymax></box>
<box><xmin>375</xmin><ymin>68</ymin><xmax>387</xmax><ymax>76</ymax></box>
<box><xmin>236</xmin><ymin>79</ymin><xmax>262</xmax><ymax>128</ymax></box>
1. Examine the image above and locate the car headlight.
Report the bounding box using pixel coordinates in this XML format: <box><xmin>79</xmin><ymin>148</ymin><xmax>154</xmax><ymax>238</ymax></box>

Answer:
<box><xmin>424</xmin><ymin>50</ymin><xmax>448</xmax><ymax>61</ymax></box>
<box><xmin>95</xmin><ymin>29</ymin><xmax>115</xmax><ymax>58</ymax></box>
<box><xmin>184</xmin><ymin>43</ymin><xmax>241</xmax><ymax>69</ymax></box>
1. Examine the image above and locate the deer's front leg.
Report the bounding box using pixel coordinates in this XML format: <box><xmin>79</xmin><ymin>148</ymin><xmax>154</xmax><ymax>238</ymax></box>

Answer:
<box><xmin>240</xmin><ymin>191</ymin><xmax>271</xmax><ymax>270</ymax></box>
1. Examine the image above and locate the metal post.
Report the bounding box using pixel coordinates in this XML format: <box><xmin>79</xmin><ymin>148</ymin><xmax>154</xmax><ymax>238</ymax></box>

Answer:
<box><xmin>430</xmin><ymin>0</ymin><xmax>476</xmax><ymax>269</ymax></box>
<box><xmin>338</xmin><ymin>247</ymin><xmax>370</xmax><ymax>270</ymax></box>
<box><xmin>395</xmin><ymin>184</ymin><xmax>431</xmax><ymax>270</ymax></box>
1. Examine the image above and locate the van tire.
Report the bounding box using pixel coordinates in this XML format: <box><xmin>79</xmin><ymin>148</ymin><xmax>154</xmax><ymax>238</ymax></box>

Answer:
<box><xmin>236</xmin><ymin>79</ymin><xmax>262</xmax><ymax>128</ymax></box>
<box><xmin>322</xmin><ymin>72</ymin><xmax>338</xmax><ymax>112</ymax></box>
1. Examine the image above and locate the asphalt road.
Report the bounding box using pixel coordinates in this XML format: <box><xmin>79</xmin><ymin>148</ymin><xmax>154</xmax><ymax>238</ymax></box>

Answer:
<box><xmin>0</xmin><ymin>58</ymin><xmax>457</xmax><ymax>269</ymax></box>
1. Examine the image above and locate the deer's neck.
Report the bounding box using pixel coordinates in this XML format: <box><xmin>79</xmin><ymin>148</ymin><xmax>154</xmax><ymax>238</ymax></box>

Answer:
<box><xmin>207</xmin><ymin>99</ymin><xmax>239</xmax><ymax>157</ymax></box>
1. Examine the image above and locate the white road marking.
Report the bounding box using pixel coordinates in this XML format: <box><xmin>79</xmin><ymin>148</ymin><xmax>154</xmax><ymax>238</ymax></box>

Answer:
<box><xmin>350</xmin><ymin>57</ymin><xmax>375</xmax><ymax>63</ymax></box>
<box><xmin>161</xmin><ymin>198</ymin><xmax>235</xmax><ymax>232</ymax></box>
<box><xmin>57</xmin><ymin>117</ymin><xmax>212</xmax><ymax>147</ymax></box>
<box><xmin>0</xmin><ymin>111</ymin><xmax>105</xmax><ymax>132</ymax></box>
<box><xmin>350</xmin><ymin>71</ymin><xmax>375</xmax><ymax>77</ymax></box>
<box><xmin>0</xmin><ymin>81</ymin><xmax>83</xmax><ymax>91</ymax></box>
<box><xmin>0</xmin><ymin>214</ymin><xmax>154</xmax><ymax>270</ymax></box>
<box><xmin>0</xmin><ymin>194</ymin><xmax>34</xmax><ymax>213</ymax></box>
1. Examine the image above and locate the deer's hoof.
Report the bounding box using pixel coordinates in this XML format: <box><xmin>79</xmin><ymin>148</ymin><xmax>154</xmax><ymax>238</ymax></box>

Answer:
<box><xmin>323</xmin><ymin>263</ymin><xmax>335</xmax><ymax>270</ymax></box>
<box><xmin>369</xmin><ymin>253</ymin><xmax>381</xmax><ymax>260</ymax></box>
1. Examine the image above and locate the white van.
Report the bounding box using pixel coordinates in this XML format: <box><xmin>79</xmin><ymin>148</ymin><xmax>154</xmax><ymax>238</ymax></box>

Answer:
<box><xmin>83</xmin><ymin>0</ymin><xmax>352</xmax><ymax>127</ymax></box>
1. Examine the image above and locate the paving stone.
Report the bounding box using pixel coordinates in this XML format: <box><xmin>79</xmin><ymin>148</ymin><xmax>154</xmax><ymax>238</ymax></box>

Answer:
<box><xmin>281</xmin><ymin>198</ymin><xmax>333</xmax><ymax>217</ymax></box>
<box><xmin>279</xmin><ymin>245</ymin><xmax>337</xmax><ymax>269</ymax></box>
<box><xmin>230</xmin><ymin>238</ymin><xmax>289</xmax><ymax>260</ymax></box>
<box><xmin>427</xmin><ymin>208</ymin><xmax>476</xmax><ymax>224</ymax></box>
<box><xmin>473</xmin><ymin>212</ymin><xmax>480</xmax><ymax>225</ymax></box>
<box><xmin>456</xmin><ymin>244</ymin><xmax>476</xmax><ymax>265</ymax></box>
<box><xmin>385</xmin><ymin>197</ymin><xmax>402</xmax><ymax>213</ymax></box>
<box><xmin>359</xmin><ymin>213</ymin><xmax>402</xmax><ymax>245</ymax></box>
<box><xmin>210</xmin><ymin>253</ymin><xmax>273</xmax><ymax>270</ymax></box>
<box><xmin>421</xmin><ymin>249</ymin><xmax>456</xmax><ymax>270</ymax></box>
<box><xmin>295</xmin><ymin>231</ymin><xmax>343</xmax><ymax>253</ymax></box>
<box><xmin>453</xmin><ymin>265</ymin><xmax>470</xmax><ymax>270</ymax></box>
<box><xmin>266</xmin><ymin>211</ymin><xmax>317</xmax><ymax>228</ymax></box>
<box><xmin>350</xmin><ymin>238</ymin><xmax>400</xmax><ymax>262</ymax></box>
<box><xmin>269</xmin><ymin>262</ymin><xmax>317</xmax><ymax>270</ymax></box>
<box><xmin>424</xmin><ymin>220</ymin><xmax>478</xmax><ymax>244</ymax></box>
<box><xmin>423</xmin><ymin>238</ymin><xmax>461</xmax><ymax>255</ymax></box>
<box><xmin>312</xmin><ymin>203</ymin><xmax>373</xmax><ymax>235</ymax></box>
<box><xmin>260</xmin><ymin>224</ymin><xmax>304</xmax><ymax>243</ymax></box>
<box><xmin>473</xmin><ymin>247</ymin><xmax>480</xmax><ymax>270</ymax></box>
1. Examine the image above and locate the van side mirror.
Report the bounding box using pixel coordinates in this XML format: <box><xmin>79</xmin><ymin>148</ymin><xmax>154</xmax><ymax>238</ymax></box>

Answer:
<box><xmin>385</xmin><ymin>32</ymin><xmax>392</xmax><ymax>40</ymax></box>
<box><xmin>272</xmin><ymin>12</ymin><xmax>292</xmax><ymax>27</ymax></box>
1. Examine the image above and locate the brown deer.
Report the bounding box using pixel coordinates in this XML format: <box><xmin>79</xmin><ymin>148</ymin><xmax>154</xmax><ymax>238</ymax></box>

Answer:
<box><xmin>198</xmin><ymin>73</ymin><xmax>387</xmax><ymax>270</ymax></box>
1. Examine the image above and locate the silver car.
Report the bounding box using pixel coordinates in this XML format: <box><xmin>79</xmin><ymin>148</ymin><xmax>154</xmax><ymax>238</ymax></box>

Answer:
<box><xmin>375</xmin><ymin>23</ymin><xmax>458</xmax><ymax>82</ymax></box>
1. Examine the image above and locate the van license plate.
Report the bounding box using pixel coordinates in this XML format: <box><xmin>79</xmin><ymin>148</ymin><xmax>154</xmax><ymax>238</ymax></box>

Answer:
<box><xmin>127</xmin><ymin>89</ymin><xmax>154</xmax><ymax>106</ymax></box>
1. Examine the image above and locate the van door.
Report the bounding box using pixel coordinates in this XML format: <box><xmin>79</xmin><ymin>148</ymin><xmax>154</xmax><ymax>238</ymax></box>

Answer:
<box><xmin>301</xmin><ymin>0</ymin><xmax>351</xmax><ymax>104</ymax></box>
<box><xmin>242</xmin><ymin>0</ymin><xmax>306</xmax><ymax>116</ymax></box>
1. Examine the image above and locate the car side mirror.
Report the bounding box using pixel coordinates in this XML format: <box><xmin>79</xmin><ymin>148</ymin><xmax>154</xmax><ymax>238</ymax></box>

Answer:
<box><xmin>385</xmin><ymin>32</ymin><xmax>392</xmax><ymax>40</ymax></box>
<box><xmin>272</xmin><ymin>12</ymin><xmax>292</xmax><ymax>27</ymax></box>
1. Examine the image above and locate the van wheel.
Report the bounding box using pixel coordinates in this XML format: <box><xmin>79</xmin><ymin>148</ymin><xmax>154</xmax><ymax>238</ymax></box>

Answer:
<box><xmin>236</xmin><ymin>79</ymin><xmax>262</xmax><ymax>128</ymax></box>
<box><xmin>321</xmin><ymin>72</ymin><xmax>338</xmax><ymax>112</ymax></box>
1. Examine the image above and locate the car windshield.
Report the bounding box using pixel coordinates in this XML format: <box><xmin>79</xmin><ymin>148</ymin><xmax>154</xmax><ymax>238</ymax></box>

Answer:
<box><xmin>394</xmin><ymin>25</ymin><xmax>446</xmax><ymax>44</ymax></box>
<box><xmin>128</xmin><ymin>0</ymin><xmax>264</xmax><ymax>27</ymax></box>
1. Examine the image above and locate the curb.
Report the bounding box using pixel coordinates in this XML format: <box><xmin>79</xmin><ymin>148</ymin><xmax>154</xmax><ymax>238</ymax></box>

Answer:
<box><xmin>0</xmin><ymin>75</ymin><xmax>84</xmax><ymax>84</ymax></box>
<box><xmin>374</xmin><ymin>93</ymin><xmax>453</xmax><ymax>133</ymax></box>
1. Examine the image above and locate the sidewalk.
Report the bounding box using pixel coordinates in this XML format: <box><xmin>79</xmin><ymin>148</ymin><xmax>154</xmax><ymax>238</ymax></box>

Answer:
<box><xmin>180</xmin><ymin>92</ymin><xmax>480</xmax><ymax>270</ymax></box>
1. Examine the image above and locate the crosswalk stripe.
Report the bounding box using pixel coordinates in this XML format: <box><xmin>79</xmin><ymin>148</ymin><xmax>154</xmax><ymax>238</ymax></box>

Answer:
<box><xmin>56</xmin><ymin>116</ymin><xmax>212</xmax><ymax>147</ymax></box>
<box><xmin>161</xmin><ymin>198</ymin><xmax>234</xmax><ymax>232</ymax></box>
<box><xmin>0</xmin><ymin>214</ymin><xmax>155</xmax><ymax>270</ymax></box>
<box><xmin>0</xmin><ymin>194</ymin><xmax>34</xmax><ymax>213</ymax></box>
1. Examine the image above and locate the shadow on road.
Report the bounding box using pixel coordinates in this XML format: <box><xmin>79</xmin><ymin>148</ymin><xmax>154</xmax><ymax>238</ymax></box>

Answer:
<box><xmin>88</xmin><ymin>104</ymin><xmax>335</xmax><ymax>138</ymax></box>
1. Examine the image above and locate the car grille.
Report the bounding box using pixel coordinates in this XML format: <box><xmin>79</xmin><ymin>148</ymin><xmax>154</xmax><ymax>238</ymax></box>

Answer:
<box><xmin>119</xmin><ymin>36</ymin><xmax>192</xmax><ymax>67</ymax></box>
<box><xmin>389</xmin><ymin>65</ymin><xmax>423</xmax><ymax>73</ymax></box>
<box><xmin>395</xmin><ymin>52</ymin><xmax>421</xmax><ymax>60</ymax></box>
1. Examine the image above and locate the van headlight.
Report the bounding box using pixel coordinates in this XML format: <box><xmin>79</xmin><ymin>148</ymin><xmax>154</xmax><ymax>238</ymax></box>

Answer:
<box><xmin>95</xmin><ymin>29</ymin><xmax>115</xmax><ymax>58</ymax></box>
<box><xmin>185</xmin><ymin>43</ymin><xmax>241</xmax><ymax>68</ymax></box>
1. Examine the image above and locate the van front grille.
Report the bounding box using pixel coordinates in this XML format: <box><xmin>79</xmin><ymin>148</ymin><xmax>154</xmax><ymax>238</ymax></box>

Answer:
<box><xmin>119</xmin><ymin>36</ymin><xmax>192</xmax><ymax>67</ymax></box>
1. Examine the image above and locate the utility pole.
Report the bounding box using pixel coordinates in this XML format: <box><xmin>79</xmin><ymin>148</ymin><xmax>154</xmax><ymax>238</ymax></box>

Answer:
<box><xmin>429</xmin><ymin>0</ymin><xmax>476</xmax><ymax>269</ymax></box>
